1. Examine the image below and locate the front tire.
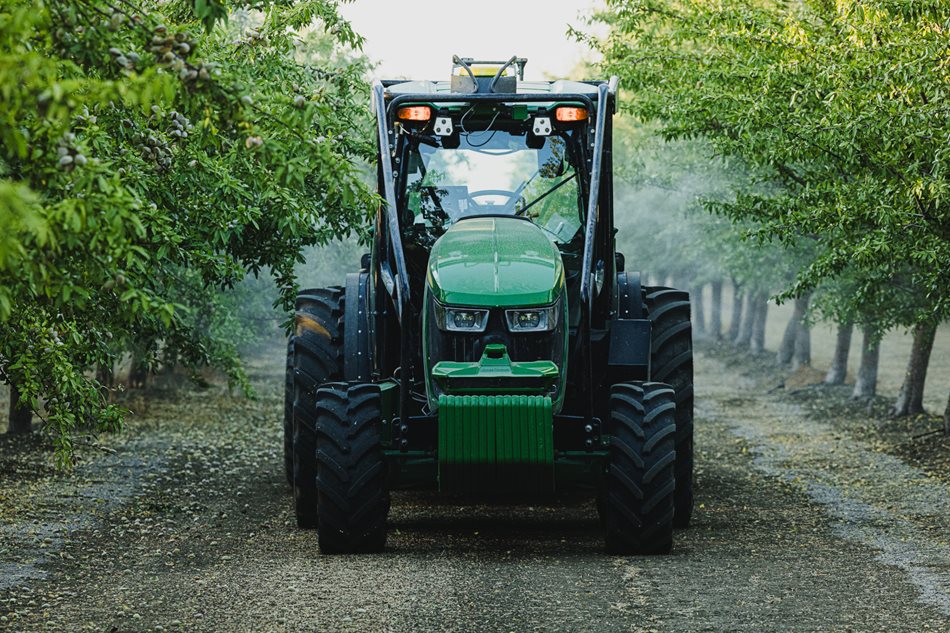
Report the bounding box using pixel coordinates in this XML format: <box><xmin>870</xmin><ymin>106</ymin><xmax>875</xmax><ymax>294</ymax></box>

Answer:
<box><xmin>644</xmin><ymin>286</ymin><xmax>694</xmax><ymax>528</ymax></box>
<box><xmin>315</xmin><ymin>383</ymin><xmax>390</xmax><ymax>554</ymax></box>
<box><xmin>601</xmin><ymin>382</ymin><xmax>677</xmax><ymax>555</ymax></box>
<box><xmin>291</xmin><ymin>287</ymin><xmax>344</xmax><ymax>528</ymax></box>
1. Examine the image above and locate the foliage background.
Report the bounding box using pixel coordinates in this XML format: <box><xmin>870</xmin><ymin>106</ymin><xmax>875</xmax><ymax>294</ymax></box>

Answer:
<box><xmin>0</xmin><ymin>0</ymin><xmax>375</xmax><ymax>464</ymax></box>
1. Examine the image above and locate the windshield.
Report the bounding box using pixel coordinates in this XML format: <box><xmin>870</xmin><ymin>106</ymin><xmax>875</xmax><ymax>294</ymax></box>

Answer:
<box><xmin>403</xmin><ymin>131</ymin><xmax>582</xmax><ymax>243</ymax></box>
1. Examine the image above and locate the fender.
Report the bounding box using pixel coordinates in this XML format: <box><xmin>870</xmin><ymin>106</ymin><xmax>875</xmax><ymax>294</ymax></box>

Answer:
<box><xmin>344</xmin><ymin>272</ymin><xmax>372</xmax><ymax>381</ymax></box>
<box><xmin>607</xmin><ymin>271</ymin><xmax>650</xmax><ymax>382</ymax></box>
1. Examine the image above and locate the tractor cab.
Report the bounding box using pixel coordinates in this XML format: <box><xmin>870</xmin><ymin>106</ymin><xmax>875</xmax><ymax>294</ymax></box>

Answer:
<box><xmin>373</xmin><ymin>57</ymin><xmax>622</xmax><ymax>412</ymax></box>
<box><xmin>285</xmin><ymin>57</ymin><xmax>695</xmax><ymax>555</ymax></box>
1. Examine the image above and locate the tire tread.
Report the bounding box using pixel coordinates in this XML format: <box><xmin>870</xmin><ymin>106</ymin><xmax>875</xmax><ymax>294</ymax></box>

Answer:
<box><xmin>289</xmin><ymin>286</ymin><xmax>344</xmax><ymax>528</ymax></box>
<box><xmin>602</xmin><ymin>382</ymin><xmax>677</xmax><ymax>554</ymax></box>
<box><xmin>644</xmin><ymin>286</ymin><xmax>695</xmax><ymax>528</ymax></box>
<box><xmin>315</xmin><ymin>382</ymin><xmax>389</xmax><ymax>554</ymax></box>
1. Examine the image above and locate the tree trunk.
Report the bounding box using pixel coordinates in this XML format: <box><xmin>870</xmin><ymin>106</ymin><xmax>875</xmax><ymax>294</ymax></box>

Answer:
<box><xmin>709</xmin><ymin>279</ymin><xmax>723</xmax><ymax>340</ymax></box>
<box><xmin>8</xmin><ymin>384</ymin><xmax>32</xmax><ymax>434</ymax></box>
<box><xmin>778</xmin><ymin>293</ymin><xmax>811</xmax><ymax>367</ymax></box>
<box><xmin>852</xmin><ymin>328</ymin><xmax>880</xmax><ymax>400</ymax></box>
<box><xmin>825</xmin><ymin>321</ymin><xmax>853</xmax><ymax>385</ymax></box>
<box><xmin>791</xmin><ymin>297</ymin><xmax>812</xmax><ymax>370</ymax></box>
<box><xmin>777</xmin><ymin>311</ymin><xmax>798</xmax><ymax>365</ymax></box>
<box><xmin>96</xmin><ymin>362</ymin><xmax>115</xmax><ymax>402</ymax></box>
<box><xmin>692</xmin><ymin>284</ymin><xmax>706</xmax><ymax>337</ymax></box>
<box><xmin>727</xmin><ymin>279</ymin><xmax>744</xmax><ymax>341</ymax></box>
<box><xmin>734</xmin><ymin>291</ymin><xmax>755</xmax><ymax>348</ymax></box>
<box><xmin>128</xmin><ymin>355</ymin><xmax>149</xmax><ymax>390</ymax></box>
<box><xmin>891</xmin><ymin>321</ymin><xmax>937</xmax><ymax>417</ymax></box>
<box><xmin>750</xmin><ymin>292</ymin><xmax>769</xmax><ymax>354</ymax></box>
<box><xmin>944</xmin><ymin>390</ymin><xmax>950</xmax><ymax>435</ymax></box>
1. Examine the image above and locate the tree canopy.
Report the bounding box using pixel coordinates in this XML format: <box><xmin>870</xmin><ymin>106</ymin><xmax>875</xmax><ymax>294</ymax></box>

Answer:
<box><xmin>586</xmin><ymin>0</ymin><xmax>950</xmax><ymax>329</ymax></box>
<box><xmin>0</xmin><ymin>0</ymin><xmax>375</xmax><ymax>465</ymax></box>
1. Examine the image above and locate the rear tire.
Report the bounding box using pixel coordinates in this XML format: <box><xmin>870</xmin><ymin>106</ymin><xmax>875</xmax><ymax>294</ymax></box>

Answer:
<box><xmin>283</xmin><ymin>336</ymin><xmax>295</xmax><ymax>487</ymax></box>
<box><xmin>601</xmin><ymin>382</ymin><xmax>677</xmax><ymax>555</ymax></box>
<box><xmin>291</xmin><ymin>287</ymin><xmax>344</xmax><ymax>528</ymax></box>
<box><xmin>292</xmin><ymin>399</ymin><xmax>319</xmax><ymax>529</ymax></box>
<box><xmin>644</xmin><ymin>286</ymin><xmax>694</xmax><ymax>528</ymax></box>
<box><xmin>315</xmin><ymin>383</ymin><xmax>389</xmax><ymax>554</ymax></box>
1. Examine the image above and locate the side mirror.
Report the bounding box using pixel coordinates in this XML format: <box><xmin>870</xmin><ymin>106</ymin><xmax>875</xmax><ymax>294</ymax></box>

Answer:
<box><xmin>538</xmin><ymin>136</ymin><xmax>566</xmax><ymax>178</ymax></box>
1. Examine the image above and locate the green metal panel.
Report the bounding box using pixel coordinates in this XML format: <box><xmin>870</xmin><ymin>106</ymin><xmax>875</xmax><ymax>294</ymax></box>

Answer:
<box><xmin>427</xmin><ymin>217</ymin><xmax>564</xmax><ymax>308</ymax></box>
<box><xmin>438</xmin><ymin>394</ymin><xmax>554</xmax><ymax>493</ymax></box>
<box><xmin>431</xmin><ymin>343</ymin><xmax>559</xmax><ymax>395</ymax></box>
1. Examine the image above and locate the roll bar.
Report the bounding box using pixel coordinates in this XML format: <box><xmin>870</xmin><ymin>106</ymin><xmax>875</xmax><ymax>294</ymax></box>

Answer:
<box><xmin>372</xmin><ymin>81</ymin><xmax>412</xmax><ymax>324</ymax></box>
<box><xmin>578</xmin><ymin>82</ymin><xmax>610</xmax><ymax>422</ymax></box>
<box><xmin>578</xmin><ymin>82</ymin><xmax>610</xmax><ymax>308</ymax></box>
<box><xmin>385</xmin><ymin>92</ymin><xmax>596</xmax><ymax>127</ymax></box>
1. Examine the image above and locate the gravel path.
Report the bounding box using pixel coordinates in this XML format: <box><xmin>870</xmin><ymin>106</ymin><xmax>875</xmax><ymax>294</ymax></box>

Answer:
<box><xmin>1</xmin><ymin>349</ymin><xmax>949</xmax><ymax>631</ymax></box>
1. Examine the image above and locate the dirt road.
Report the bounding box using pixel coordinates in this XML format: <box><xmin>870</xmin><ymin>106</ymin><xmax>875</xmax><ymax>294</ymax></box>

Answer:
<box><xmin>2</xmin><ymin>348</ymin><xmax>949</xmax><ymax>632</ymax></box>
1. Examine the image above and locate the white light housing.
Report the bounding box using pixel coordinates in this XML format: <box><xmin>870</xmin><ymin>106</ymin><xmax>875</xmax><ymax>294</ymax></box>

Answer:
<box><xmin>434</xmin><ymin>116</ymin><xmax>454</xmax><ymax>136</ymax></box>
<box><xmin>434</xmin><ymin>303</ymin><xmax>489</xmax><ymax>332</ymax></box>
<box><xmin>532</xmin><ymin>116</ymin><xmax>552</xmax><ymax>136</ymax></box>
<box><xmin>505</xmin><ymin>302</ymin><xmax>560</xmax><ymax>332</ymax></box>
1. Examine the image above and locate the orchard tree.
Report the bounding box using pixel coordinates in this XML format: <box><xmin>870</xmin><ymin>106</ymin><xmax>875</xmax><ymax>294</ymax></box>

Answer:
<box><xmin>586</xmin><ymin>0</ymin><xmax>950</xmax><ymax>421</ymax></box>
<box><xmin>0</xmin><ymin>0</ymin><xmax>375</xmax><ymax>465</ymax></box>
<box><xmin>611</xmin><ymin>124</ymin><xmax>738</xmax><ymax>334</ymax></box>
<box><xmin>611</xmin><ymin>122</ymin><xmax>809</xmax><ymax>353</ymax></box>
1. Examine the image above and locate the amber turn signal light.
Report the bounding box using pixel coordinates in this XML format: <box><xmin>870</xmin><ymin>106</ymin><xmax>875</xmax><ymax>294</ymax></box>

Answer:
<box><xmin>555</xmin><ymin>106</ymin><xmax>588</xmax><ymax>122</ymax></box>
<box><xmin>397</xmin><ymin>106</ymin><xmax>432</xmax><ymax>122</ymax></box>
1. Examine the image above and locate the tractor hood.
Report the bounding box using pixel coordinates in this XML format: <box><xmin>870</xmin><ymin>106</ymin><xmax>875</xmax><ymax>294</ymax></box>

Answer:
<box><xmin>426</xmin><ymin>216</ymin><xmax>564</xmax><ymax>307</ymax></box>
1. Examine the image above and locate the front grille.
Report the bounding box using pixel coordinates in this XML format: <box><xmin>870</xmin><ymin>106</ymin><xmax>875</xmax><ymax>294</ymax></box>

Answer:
<box><xmin>440</xmin><ymin>329</ymin><xmax>556</xmax><ymax>363</ymax></box>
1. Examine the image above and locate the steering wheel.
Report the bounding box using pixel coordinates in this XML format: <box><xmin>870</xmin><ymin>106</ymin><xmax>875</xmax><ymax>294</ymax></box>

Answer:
<box><xmin>466</xmin><ymin>189</ymin><xmax>520</xmax><ymax>214</ymax></box>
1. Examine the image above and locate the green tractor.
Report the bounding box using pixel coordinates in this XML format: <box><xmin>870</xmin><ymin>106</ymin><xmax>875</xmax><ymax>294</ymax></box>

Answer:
<box><xmin>284</xmin><ymin>57</ymin><xmax>694</xmax><ymax>554</ymax></box>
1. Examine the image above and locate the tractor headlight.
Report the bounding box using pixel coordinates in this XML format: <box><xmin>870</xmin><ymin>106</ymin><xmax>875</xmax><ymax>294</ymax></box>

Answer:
<box><xmin>505</xmin><ymin>301</ymin><xmax>560</xmax><ymax>333</ymax></box>
<box><xmin>433</xmin><ymin>302</ymin><xmax>489</xmax><ymax>332</ymax></box>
